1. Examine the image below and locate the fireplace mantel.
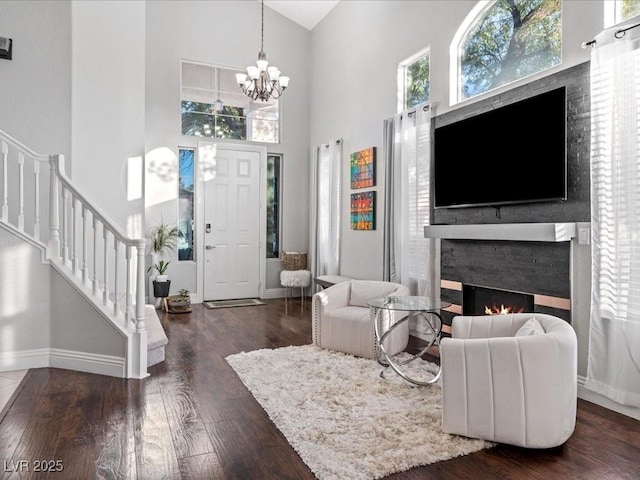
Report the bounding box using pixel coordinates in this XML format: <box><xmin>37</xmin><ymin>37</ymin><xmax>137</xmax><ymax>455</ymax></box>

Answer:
<box><xmin>423</xmin><ymin>222</ymin><xmax>579</xmax><ymax>242</ymax></box>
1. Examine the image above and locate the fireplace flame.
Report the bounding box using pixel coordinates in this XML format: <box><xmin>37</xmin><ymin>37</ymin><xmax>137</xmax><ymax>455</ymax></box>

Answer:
<box><xmin>484</xmin><ymin>304</ymin><xmax>524</xmax><ymax>315</ymax></box>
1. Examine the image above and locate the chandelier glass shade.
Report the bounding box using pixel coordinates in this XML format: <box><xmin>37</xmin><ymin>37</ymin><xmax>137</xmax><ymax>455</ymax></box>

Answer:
<box><xmin>235</xmin><ymin>0</ymin><xmax>290</xmax><ymax>102</ymax></box>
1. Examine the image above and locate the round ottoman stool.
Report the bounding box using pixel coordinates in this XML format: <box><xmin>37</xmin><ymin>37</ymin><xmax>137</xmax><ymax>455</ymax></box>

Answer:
<box><xmin>280</xmin><ymin>270</ymin><xmax>312</xmax><ymax>307</ymax></box>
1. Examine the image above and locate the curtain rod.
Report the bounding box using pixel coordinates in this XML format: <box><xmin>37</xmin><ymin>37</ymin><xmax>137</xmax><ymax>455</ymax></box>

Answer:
<box><xmin>583</xmin><ymin>21</ymin><xmax>640</xmax><ymax>48</ymax></box>
<box><xmin>323</xmin><ymin>139</ymin><xmax>341</xmax><ymax>148</ymax></box>
<box><xmin>403</xmin><ymin>104</ymin><xmax>430</xmax><ymax>120</ymax></box>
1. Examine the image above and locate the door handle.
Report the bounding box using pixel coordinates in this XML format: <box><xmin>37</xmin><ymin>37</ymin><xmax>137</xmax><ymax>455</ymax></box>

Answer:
<box><xmin>205</xmin><ymin>245</ymin><xmax>216</xmax><ymax>250</ymax></box>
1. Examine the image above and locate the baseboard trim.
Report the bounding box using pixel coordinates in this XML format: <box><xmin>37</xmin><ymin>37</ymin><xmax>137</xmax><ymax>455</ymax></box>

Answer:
<box><xmin>50</xmin><ymin>349</ymin><xmax>126</xmax><ymax>377</ymax></box>
<box><xmin>0</xmin><ymin>348</ymin><xmax>49</xmax><ymax>370</ymax></box>
<box><xmin>261</xmin><ymin>287</ymin><xmax>291</xmax><ymax>299</ymax></box>
<box><xmin>0</xmin><ymin>348</ymin><xmax>126</xmax><ymax>378</ymax></box>
<box><xmin>577</xmin><ymin>375</ymin><xmax>640</xmax><ymax>421</ymax></box>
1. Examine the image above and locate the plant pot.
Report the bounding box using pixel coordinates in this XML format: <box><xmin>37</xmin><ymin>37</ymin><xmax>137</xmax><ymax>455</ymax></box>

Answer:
<box><xmin>165</xmin><ymin>294</ymin><xmax>192</xmax><ymax>314</ymax></box>
<box><xmin>168</xmin><ymin>297</ymin><xmax>190</xmax><ymax>308</ymax></box>
<box><xmin>153</xmin><ymin>279</ymin><xmax>171</xmax><ymax>298</ymax></box>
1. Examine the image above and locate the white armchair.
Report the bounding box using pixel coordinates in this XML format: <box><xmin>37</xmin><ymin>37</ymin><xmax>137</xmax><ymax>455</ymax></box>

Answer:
<box><xmin>440</xmin><ymin>313</ymin><xmax>578</xmax><ymax>448</ymax></box>
<box><xmin>311</xmin><ymin>280</ymin><xmax>410</xmax><ymax>359</ymax></box>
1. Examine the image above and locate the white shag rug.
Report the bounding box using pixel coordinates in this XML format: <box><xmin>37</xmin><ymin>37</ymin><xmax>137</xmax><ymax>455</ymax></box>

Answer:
<box><xmin>226</xmin><ymin>345</ymin><xmax>491</xmax><ymax>480</ymax></box>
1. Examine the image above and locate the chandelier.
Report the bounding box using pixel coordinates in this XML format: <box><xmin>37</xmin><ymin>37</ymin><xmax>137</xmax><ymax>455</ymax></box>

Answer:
<box><xmin>235</xmin><ymin>0</ymin><xmax>290</xmax><ymax>102</ymax></box>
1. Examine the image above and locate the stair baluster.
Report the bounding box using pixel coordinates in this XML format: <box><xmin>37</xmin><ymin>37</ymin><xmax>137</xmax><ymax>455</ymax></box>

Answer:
<box><xmin>82</xmin><ymin>205</ymin><xmax>89</xmax><ymax>285</ymax></box>
<box><xmin>17</xmin><ymin>152</ymin><xmax>24</xmax><ymax>231</ymax></box>
<box><xmin>61</xmin><ymin>187</ymin><xmax>69</xmax><ymax>265</ymax></box>
<box><xmin>71</xmin><ymin>194</ymin><xmax>78</xmax><ymax>275</ymax></box>
<box><xmin>113</xmin><ymin>239</ymin><xmax>120</xmax><ymax>317</ymax></box>
<box><xmin>33</xmin><ymin>161</ymin><xmax>40</xmax><ymax>240</ymax></box>
<box><xmin>92</xmin><ymin>214</ymin><xmax>98</xmax><ymax>296</ymax></box>
<box><xmin>48</xmin><ymin>155</ymin><xmax>60</xmax><ymax>256</ymax></box>
<box><xmin>103</xmin><ymin>226</ymin><xmax>109</xmax><ymax>306</ymax></box>
<box><xmin>1</xmin><ymin>141</ymin><xmax>7</xmax><ymax>221</ymax></box>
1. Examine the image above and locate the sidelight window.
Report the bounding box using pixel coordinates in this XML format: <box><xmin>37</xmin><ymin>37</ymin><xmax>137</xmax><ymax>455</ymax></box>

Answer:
<box><xmin>178</xmin><ymin>148</ymin><xmax>195</xmax><ymax>261</ymax></box>
<box><xmin>266</xmin><ymin>154</ymin><xmax>282</xmax><ymax>259</ymax></box>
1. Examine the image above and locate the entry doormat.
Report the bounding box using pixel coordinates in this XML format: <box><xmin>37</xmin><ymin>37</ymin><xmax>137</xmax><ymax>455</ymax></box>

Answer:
<box><xmin>203</xmin><ymin>298</ymin><xmax>266</xmax><ymax>309</ymax></box>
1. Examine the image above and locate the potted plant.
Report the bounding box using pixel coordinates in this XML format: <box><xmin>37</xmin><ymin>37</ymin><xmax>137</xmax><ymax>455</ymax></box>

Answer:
<box><xmin>147</xmin><ymin>218</ymin><xmax>179</xmax><ymax>301</ymax></box>
<box><xmin>147</xmin><ymin>218</ymin><xmax>179</xmax><ymax>259</ymax></box>
<box><xmin>148</xmin><ymin>260</ymin><xmax>171</xmax><ymax>283</ymax></box>
<box><xmin>166</xmin><ymin>289</ymin><xmax>192</xmax><ymax>313</ymax></box>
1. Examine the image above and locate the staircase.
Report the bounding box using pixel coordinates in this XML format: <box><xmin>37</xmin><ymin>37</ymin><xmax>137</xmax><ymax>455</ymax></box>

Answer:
<box><xmin>0</xmin><ymin>129</ymin><xmax>167</xmax><ymax>379</ymax></box>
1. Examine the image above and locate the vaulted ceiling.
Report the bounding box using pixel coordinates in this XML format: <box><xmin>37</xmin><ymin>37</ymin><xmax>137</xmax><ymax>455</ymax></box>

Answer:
<box><xmin>264</xmin><ymin>0</ymin><xmax>340</xmax><ymax>30</ymax></box>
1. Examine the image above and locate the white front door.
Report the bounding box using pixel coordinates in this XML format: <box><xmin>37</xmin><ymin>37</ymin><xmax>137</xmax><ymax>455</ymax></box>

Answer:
<box><xmin>203</xmin><ymin>147</ymin><xmax>261</xmax><ymax>300</ymax></box>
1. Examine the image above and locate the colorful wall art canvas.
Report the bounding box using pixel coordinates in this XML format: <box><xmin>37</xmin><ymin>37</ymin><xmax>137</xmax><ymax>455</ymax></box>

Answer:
<box><xmin>350</xmin><ymin>147</ymin><xmax>376</xmax><ymax>189</ymax></box>
<box><xmin>351</xmin><ymin>191</ymin><xmax>376</xmax><ymax>230</ymax></box>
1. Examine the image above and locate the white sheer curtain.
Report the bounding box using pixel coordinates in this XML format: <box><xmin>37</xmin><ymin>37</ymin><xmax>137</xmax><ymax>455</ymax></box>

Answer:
<box><xmin>586</xmin><ymin>22</ymin><xmax>640</xmax><ymax>407</ymax></box>
<box><xmin>383</xmin><ymin>104</ymin><xmax>439</xmax><ymax>299</ymax></box>
<box><xmin>309</xmin><ymin>140</ymin><xmax>342</xmax><ymax>286</ymax></box>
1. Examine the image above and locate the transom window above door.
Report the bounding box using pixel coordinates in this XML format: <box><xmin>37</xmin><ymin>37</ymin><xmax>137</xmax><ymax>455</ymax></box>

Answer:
<box><xmin>181</xmin><ymin>61</ymin><xmax>280</xmax><ymax>144</ymax></box>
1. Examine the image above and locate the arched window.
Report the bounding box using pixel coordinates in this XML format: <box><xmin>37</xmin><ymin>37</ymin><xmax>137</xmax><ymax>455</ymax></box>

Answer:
<box><xmin>452</xmin><ymin>0</ymin><xmax>561</xmax><ymax>103</ymax></box>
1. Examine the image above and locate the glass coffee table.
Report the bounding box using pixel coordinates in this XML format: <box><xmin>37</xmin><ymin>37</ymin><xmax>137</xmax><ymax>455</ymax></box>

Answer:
<box><xmin>368</xmin><ymin>296</ymin><xmax>450</xmax><ymax>386</ymax></box>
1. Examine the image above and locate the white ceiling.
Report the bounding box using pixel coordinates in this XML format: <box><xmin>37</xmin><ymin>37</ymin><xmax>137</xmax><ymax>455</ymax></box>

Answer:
<box><xmin>264</xmin><ymin>0</ymin><xmax>340</xmax><ymax>31</ymax></box>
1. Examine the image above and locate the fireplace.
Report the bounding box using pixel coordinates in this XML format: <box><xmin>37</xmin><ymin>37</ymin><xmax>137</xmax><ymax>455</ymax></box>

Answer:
<box><xmin>462</xmin><ymin>284</ymin><xmax>535</xmax><ymax>316</ymax></box>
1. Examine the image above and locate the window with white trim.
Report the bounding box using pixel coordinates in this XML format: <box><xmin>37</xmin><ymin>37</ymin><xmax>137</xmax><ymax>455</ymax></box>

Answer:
<box><xmin>181</xmin><ymin>61</ymin><xmax>280</xmax><ymax>143</ymax></box>
<box><xmin>266</xmin><ymin>154</ymin><xmax>282</xmax><ymax>259</ymax></box>
<box><xmin>455</xmin><ymin>0</ymin><xmax>561</xmax><ymax>103</ymax></box>
<box><xmin>398</xmin><ymin>48</ymin><xmax>430</xmax><ymax>113</ymax></box>
<box><xmin>614</xmin><ymin>0</ymin><xmax>640</xmax><ymax>23</ymax></box>
<box><xmin>178</xmin><ymin>148</ymin><xmax>195</xmax><ymax>261</ymax></box>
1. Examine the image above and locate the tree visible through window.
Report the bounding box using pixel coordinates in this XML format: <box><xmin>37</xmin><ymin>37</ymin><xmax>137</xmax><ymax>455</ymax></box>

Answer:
<box><xmin>399</xmin><ymin>49</ymin><xmax>430</xmax><ymax>112</ymax></box>
<box><xmin>181</xmin><ymin>61</ymin><xmax>280</xmax><ymax>143</ymax></box>
<box><xmin>178</xmin><ymin>148</ymin><xmax>195</xmax><ymax>261</ymax></box>
<box><xmin>620</xmin><ymin>0</ymin><xmax>640</xmax><ymax>21</ymax></box>
<box><xmin>460</xmin><ymin>0</ymin><xmax>561</xmax><ymax>101</ymax></box>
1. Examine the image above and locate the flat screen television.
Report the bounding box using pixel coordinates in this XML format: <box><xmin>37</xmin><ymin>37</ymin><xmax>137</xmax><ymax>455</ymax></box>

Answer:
<box><xmin>433</xmin><ymin>86</ymin><xmax>567</xmax><ymax>209</ymax></box>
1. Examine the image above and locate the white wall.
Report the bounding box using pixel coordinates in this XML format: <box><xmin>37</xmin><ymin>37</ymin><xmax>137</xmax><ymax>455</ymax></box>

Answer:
<box><xmin>144</xmin><ymin>0</ymin><xmax>310</xmax><ymax>297</ymax></box>
<box><xmin>0</xmin><ymin>227</ymin><xmax>51</xmax><ymax>364</ymax></box>
<box><xmin>310</xmin><ymin>0</ymin><xmax>603</xmax><ymax>280</ymax></box>
<box><xmin>0</xmin><ymin>0</ymin><xmax>71</xmax><ymax>157</ymax></box>
<box><xmin>49</xmin><ymin>268</ymin><xmax>126</xmax><ymax>358</ymax></box>
<box><xmin>71</xmin><ymin>1</ymin><xmax>146</xmax><ymax>238</ymax></box>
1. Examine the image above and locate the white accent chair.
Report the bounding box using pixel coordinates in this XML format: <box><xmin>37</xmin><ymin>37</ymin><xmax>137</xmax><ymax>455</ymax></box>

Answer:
<box><xmin>312</xmin><ymin>280</ymin><xmax>410</xmax><ymax>359</ymax></box>
<box><xmin>440</xmin><ymin>313</ymin><xmax>578</xmax><ymax>449</ymax></box>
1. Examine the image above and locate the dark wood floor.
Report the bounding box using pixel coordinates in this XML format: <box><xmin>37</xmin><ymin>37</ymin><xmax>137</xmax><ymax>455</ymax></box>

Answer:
<box><xmin>1</xmin><ymin>299</ymin><xmax>639</xmax><ymax>479</ymax></box>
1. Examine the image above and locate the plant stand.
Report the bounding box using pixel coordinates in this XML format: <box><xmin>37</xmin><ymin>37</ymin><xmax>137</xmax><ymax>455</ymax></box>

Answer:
<box><xmin>153</xmin><ymin>280</ymin><xmax>171</xmax><ymax>309</ymax></box>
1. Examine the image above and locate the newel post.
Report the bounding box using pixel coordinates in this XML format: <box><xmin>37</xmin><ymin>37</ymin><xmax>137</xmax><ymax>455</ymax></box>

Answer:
<box><xmin>135</xmin><ymin>239</ymin><xmax>147</xmax><ymax>332</ymax></box>
<box><xmin>130</xmin><ymin>238</ymin><xmax>148</xmax><ymax>379</ymax></box>
<box><xmin>47</xmin><ymin>154</ymin><xmax>61</xmax><ymax>259</ymax></box>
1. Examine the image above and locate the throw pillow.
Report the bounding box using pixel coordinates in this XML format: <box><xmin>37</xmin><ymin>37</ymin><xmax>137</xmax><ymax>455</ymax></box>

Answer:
<box><xmin>515</xmin><ymin>317</ymin><xmax>545</xmax><ymax>336</ymax></box>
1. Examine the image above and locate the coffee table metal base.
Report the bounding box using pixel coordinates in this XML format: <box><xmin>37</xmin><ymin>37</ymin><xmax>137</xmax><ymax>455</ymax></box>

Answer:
<box><xmin>375</xmin><ymin>307</ymin><xmax>443</xmax><ymax>386</ymax></box>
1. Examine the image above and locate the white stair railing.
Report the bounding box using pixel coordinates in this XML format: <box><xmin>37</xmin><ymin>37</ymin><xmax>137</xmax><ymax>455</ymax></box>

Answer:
<box><xmin>0</xmin><ymin>129</ymin><xmax>147</xmax><ymax>378</ymax></box>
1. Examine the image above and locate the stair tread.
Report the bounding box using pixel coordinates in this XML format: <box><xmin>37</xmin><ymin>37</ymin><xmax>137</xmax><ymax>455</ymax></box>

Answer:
<box><xmin>145</xmin><ymin>305</ymin><xmax>168</xmax><ymax>349</ymax></box>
